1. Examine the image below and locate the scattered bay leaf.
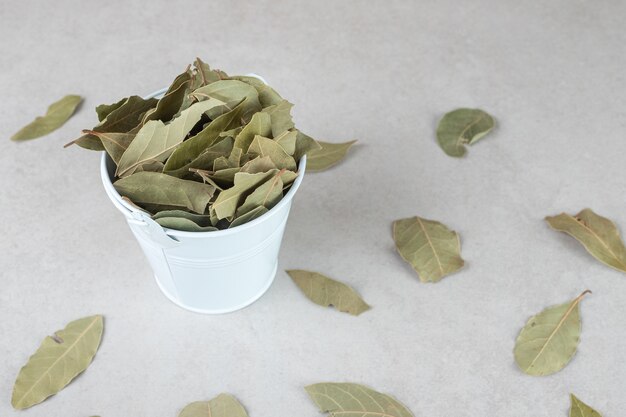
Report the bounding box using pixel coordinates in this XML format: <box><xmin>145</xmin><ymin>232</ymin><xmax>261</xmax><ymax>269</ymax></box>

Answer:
<box><xmin>287</xmin><ymin>270</ymin><xmax>370</xmax><ymax>315</ymax></box>
<box><xmin>392</xmin><ymin>216</ymin><xmax>464</xmax><ymax>282</ymax></box>
<box><xmin>436</xmin><ymin>108</ymin><xmax>495</xmax><ymax>157</ymax></box>
<box><xmin>306</xmin><ymin>140</ymin><xmax>357</xmax><ymax>171</ymax></box>
<box><xmin>305</xmin><ymin>382</ymin><xmax>414</xmax><ymax>417</ymax></box>
<box><xmin>294</xmin><ymin>130</ymin><xmax>322</xmax><ymax>160</ymax></box>
<box><xmin>114</xmin><ymin>172</ymin><xmax>215</xmax><ymax>214</ymax></box>
<box><xmin>11</xmin><ymin>315</ymin><xmax>103</xmax><ymax>410</ymax></box>
<box><xmin>546</xmin><ymin>208</ymin><xmax>626</xmax><ymax>273</ymax></box>
<box><xmin>11</xmin><ymin>95</ymin><xmax>82</xmax><ymax>141</ymax></box>
<box><xmin>178</xmin><ymin>393</ymin><xmax>248</xmax><ymax>417</ymax></box>
<box><xmin>514</xmin><ymin>290</ymin><xmax>591</xmax><ymax>376</ymax></box>
<box><xmin>570</xmin><ymin>394</ymin><xmax>603</xmax><ymax>417</ymax></box>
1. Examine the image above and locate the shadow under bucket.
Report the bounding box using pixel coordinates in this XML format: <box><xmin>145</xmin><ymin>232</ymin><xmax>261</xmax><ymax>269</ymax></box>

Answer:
<box><xmin>99</xmin><ymin>82</ymin><xmax>306</xmax><ymax>314</ymax></box>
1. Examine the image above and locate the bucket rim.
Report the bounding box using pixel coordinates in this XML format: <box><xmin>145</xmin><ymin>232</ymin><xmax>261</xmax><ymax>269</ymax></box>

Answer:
<box><xmin>100</xmin><ymin>76</ymin><xmax>307</xmax><ymax>238</ymax></box>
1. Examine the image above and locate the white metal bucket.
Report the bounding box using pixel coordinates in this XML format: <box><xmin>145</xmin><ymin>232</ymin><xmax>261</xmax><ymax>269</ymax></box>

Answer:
<box><xmin>99</xmin><ymin>79</ymin><xmax>306</xmax><ymax>314</ymax></box>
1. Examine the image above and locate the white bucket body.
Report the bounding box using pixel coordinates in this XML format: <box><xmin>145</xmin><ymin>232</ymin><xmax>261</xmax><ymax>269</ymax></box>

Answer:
<box><xmin>99</xmin><ymin>80</ymin><xmax>305</xmax><ymax>314</ymax></box>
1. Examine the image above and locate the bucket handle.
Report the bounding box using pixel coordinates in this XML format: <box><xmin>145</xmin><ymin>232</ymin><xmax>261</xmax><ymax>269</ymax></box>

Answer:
<box><xmin>104</xmin><ymin>178</ymin><xmax>181</xmax><ymax>248</ymax></box>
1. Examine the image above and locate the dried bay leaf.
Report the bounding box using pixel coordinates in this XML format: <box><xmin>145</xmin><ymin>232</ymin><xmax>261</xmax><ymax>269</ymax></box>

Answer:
<box><xmin>178</xmin><ymin>393</ymin><xmax>248</xmax><ymax>417</ymax></box>
<box><xmin>152</xmin><ymin>210</ymin><xmax>213</xmax><ymax>226</ymax></box>
<box><xmin>261</xmin><ymin>99</ymin><xmax>294</xmax><ymax>137</ymax></box>
<box><xmin>11</xmin><ymin>315</ymin><xmax>103</xmax><ymax>409</ymax></box>
<box><xmin>274</xmin><ymin>130</ymin><xmax>297</xmax><ymax>155</ymax></box>
<box><xmin>570</xmin><ymin>394</ymin><xmax>603</xmax><ymax>417</ymax></box>
<box><xmin>193</xmin><ymin>57</ymin><xmax>222</xmax><ymax>87</ymax></box>
<box><xmin>240</xmin><ymin>155</ymin><xmax>277</xmax><ymax>173</ymax></box>
<box><xmin>212</xmin><ymin>171</ymin><xmax>275</xmax><ymax>220</ymax></box>
<box><xmin>392</xmin><ymin>216</ymin><xmax>464</xmax><ymax>282</ymax></box>
<box><xmin>436</xmin><ymin>108</ymin><xmax>495</xmax><ymax>157</ymax></box>
<box><xmin>82</xmin><ymin>130</ymin><xmax>134</xmax><ymax>165</ymax></box>
<box><xmin>305</xmin><ymin>382</ymin><xmax>414</xmax><ymax>417</ymax></box>
<box><xmin>229</xmin><ymin>206</ymin><xmax>268</xmax><ymax>228</ymax></box>
<box><xmin>287</xmin><ymin>270</ymin><xmax>370</xmax><ymax>315</ymax></box>
<box><xmin>294</xmin><ymin>130</ymin><xmax>322</xmax><ymax>160</ymax></box>
<box><xmin>233</xmin><ymin>111</ymin><xmax>271</xmax><ymax>151</ymax></box>
<box><xmin>306</xmin><ymin>140</ymin><xmax>357</xmax><ymax>172</ymax></box>
<box><xmin>190</xmin><ymin>80</ymin><xmax>261</xmax><ymax>119</ymax></box>
<box><xmin>514</xmin><ymin>290</ymin><xmax>591</xmax><ymax>376</ymax></box>
<box><xmin>164</xmin><ymin>102</ymin><xmax>245</xmax><ymax>176</ymax></box>
<box><xmin>68</xmin><ymin>95</ymin><xmax>158</xmax><ymax>150</ymax></box>
<box><xmin>546</xmin><ymin>208</ymin><xmax>626</xmax><ymax>273</ymax></box>
<box><xmin>95</xmin><ymin>97</ymin><xmax>126</xmax><ymax>122</ymax></box>
<box><xmin>248</xmin><ymin>135</ymin><xmax>297</xmax><ymax>170</ymax></box>
<box><xmin>11</xmin><ymin>95</ymin><xmax>82</xmax><ymax>141</ymax></box>
<box><xmin>116</xmin><ymin>99</ymin><xmax>222</xmax><ymax>177</ymax></box>
<box><xmin>236</xmin><ymin>169</ymin><xmax>286</xmax><ymax>216</ymax></box>
<box><xmin>114</xmin><ymin>172</ymin><xmax>215</xmax><ymax>214</ymax></box>
<box><xmin>142</xmin><ymin>78</ymin><xmax>190</xmax><ymax>123</ymax></box>
<box><xmin>232</xmin><ymin>75</ymin><xmax>283</xmax><ymax>107</ymax></box>
<box><xmin>155</xmin><ymin>217</ymin><xmax>218</xmax><ymax>231</ymax></box>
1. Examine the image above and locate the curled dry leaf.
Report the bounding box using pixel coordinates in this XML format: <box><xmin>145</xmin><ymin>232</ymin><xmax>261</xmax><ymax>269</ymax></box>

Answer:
<box><xmin>287</xmin><ymin>270</ymin><xmax>371</xmax><ymax>316</ymax></box>
<box><xmin>12</xmin><ymin>315</ymin><xmax>104</xmax><ymax>409</ymax></box>
<box><xmin>514</xmin><ymin>290</ymin><xmax>591</xmax><ymax>376</ymax></box>
<box><xmin>546</xmin><ymin>208</ymin><xmax>626</xmax><ymax>273</ymax></box>
<box><xmin>306</xmin><ymin>140</ymin><xmax>357</xmax><ymax>172</ymax></box>
<box><xmin>305</xmin><ymin>382</ymin><xmax>414</xmax><ymax>417</ymax></box>
<box><xmin>436</xmin><ymin>108</ymin><xmax>495</xmax><ymax>157</ymax></box>
<box><xmin>178</xmin><ymin>393</ymin><xmax>248</xmax><ymax>417</ymax></box>
<box><xmin>11</xmin><ymin>95</ymin><xmax>82</xmax><ymax>141</ymax></box>
<box><xmin>570</xmin><ymin>394</ymin><xmax>603</xmax><ymax>417</ymax></box>
<box><xmin>392</xmin><ymin>216</ymin><xmax>464</xmax><ymax>282</ymax></box>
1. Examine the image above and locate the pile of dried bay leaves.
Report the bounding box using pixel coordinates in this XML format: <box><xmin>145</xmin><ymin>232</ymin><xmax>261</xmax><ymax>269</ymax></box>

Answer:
<box><xmin>65</xmin><ymin>58</ymin><xmax>345</xmax><ymax>231</ymax></box>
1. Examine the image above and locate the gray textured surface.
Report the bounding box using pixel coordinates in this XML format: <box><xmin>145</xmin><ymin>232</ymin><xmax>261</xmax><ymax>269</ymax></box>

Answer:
<box><xmin>1</xmin><ymin>1</ymin><xmax>625</xmax><ymax>416</ymax></box>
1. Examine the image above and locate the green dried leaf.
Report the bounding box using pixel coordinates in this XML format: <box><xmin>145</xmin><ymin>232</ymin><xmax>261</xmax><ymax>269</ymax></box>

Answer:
<box><xmin>11</xmin><ymin>95</ymin><xmax>82</xmax><ymax>141</ymax></box>
<box><xmin>68</xmin><ymin>95</ymin><xmax>158</xmax><ymax>150</ymax></box>
<box><xmin>240</xmin><ymin>155</ymin><xmax>277</xmax><ymax>173</ymax></box>
<box><xmin>261</xmin><ymin>100</ymin><xmax>294</xmax><ymax>137</ymax></box>
<box><xmin>229</xmin><ymin>206</ymin><xmax>268</xmax><ymax>228</ymax></box>
<box><xmin>11</xmin><ymin>315</ymin><xmax>103</xmax><ymax>410</ymax></box>
<box><xmin>231</xmin><ymin>75</ymin><xmax>283</xmax><ymax>107</ymax></box>
<box><xmin>82</xmin><ymin>130</ymin><xmax>134</xmax><ymax>164</ymax></box>
<box><xmin>436</xmin><ymin>108</ymin><xmax>495</xmax><ymax>157</ymax></box>
<box><xmin>392</xmin><ymin>216</ymin><xmax>464</xmax><ymax>282</ymax></box>
<box><xmin>236</xmin><ymin>169</ymin><xmax>286</xmax><ymax>216</ymax></box>
<box><xmin>287</xmin><ymin>270</ymin><xmax>370</xmax><ymax>315</ymax></box>
<box><xmin>164</xmin><ymin>102</ymin><xmax>245</xmax><ymax>176</ymax></box>
<box><xmin>155</xmin><ymin>217</ymin><xmax>218</xmax><ymax>232</ymax></box>
<box><xmin>274</xmin><ymin>130</ymin><xmax>297</xmax><ymax>155</ymax></box>
<box><xmin>306</xmin><ymin>140</ymin><xmax>357</xmax><ymax>172</ymax></box>
<box><xmin>294</xmin><ymin>130</ymin><xmax>322</xmax><ymax>160</ymax></box>
<box><xmin>114</xmin><ymin>172</ymin><xmax>215</xmax><ymax>214</ymax></box>
<box><xmin>95</xmin><ymin>97</ymin><xmax>126</xmax><ymax>122</ymax></box>
<box><xmin>142</xmin><ymin>74</ymin><xmax>191</xmax><ymax>123</ymax></box>
<box><xmin>305</xmin><ymin>382</ymin><xmax>414</xmax><ymax>417</ymax></box>
<box><xmin>546</xmin><ymin>208</ymin><xmax>626</xmax><ymax>273</ymax></box>
<box><xmin>514</xmin><ymin>290</ymin><xmax>591</xmax><ymax>376</ymax></box>
<box><xmin>178</xmin><ymin>393</ymin><xmax>248</xmax><ymax>417</ymax></box>
<box><xmin>193</xmin><ymin>57</ymin><xmax>222</xmax><ymax>87</ymax></box>
<box><xmin>212</xmin><ymin>171</ymin><xmax>274</xmax><ymax>220</ymax></box>
<box><xmin>570</xmin><ymin>394</ymin><xmax>603</xmax><ymax>417</ymax></box>
<box><xmin>248</xmin><ymin>135</ymin><xmax>297</xmax><ymax>170</ymax></box>
<box><xmin>233</xmin><ymin>111</ymin><xmax>271</xmax><ymax>151</ymax></box>
<box><xmin>190</xmin><ymin>80</ymin><xmax>261</xmax><ymax>119</ymax></box>
<box><xmin>116</xmin><ymin>99</ymin><xmax>221</xmax><ymax>177</ymax></box>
